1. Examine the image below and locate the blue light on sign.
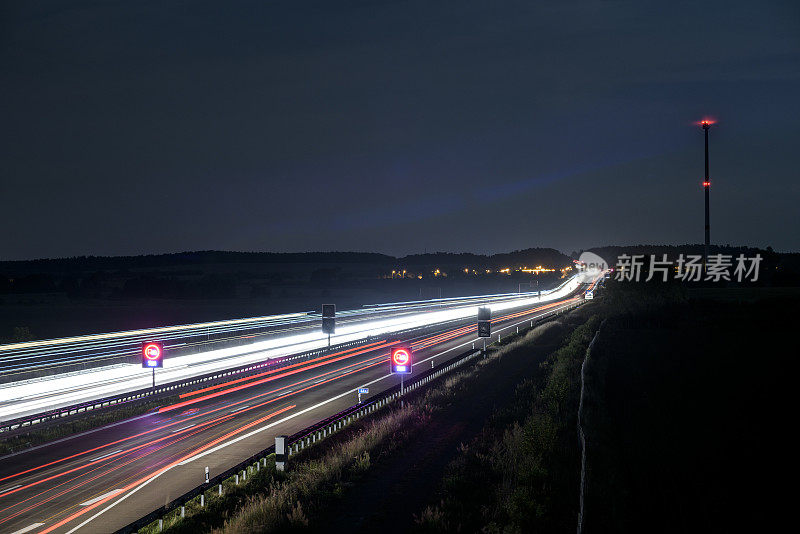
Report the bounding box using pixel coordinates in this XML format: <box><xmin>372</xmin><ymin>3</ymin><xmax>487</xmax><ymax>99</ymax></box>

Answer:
<box><xmin>147</xmin><ymin>360</ymin><xmax>157</xmax><ymax>367</ymax></box>
<box><xmin>358</xmin><ymin>388</ymin><xmax>369</xmax><ymax>394</ymax></box>
<box><xmin>396</xmin><ymin>365</ymin><xmax>407</xmax><ymax>372</ymax></box>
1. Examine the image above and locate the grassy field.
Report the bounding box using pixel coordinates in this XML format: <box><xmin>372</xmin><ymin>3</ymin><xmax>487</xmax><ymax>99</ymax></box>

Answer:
<box><xmin>581</xmin><ymin>287</ymin><xmax>793</xmax><ymax>533</ymax></box>
<box><xmin>414</xmin><ymin>315</ymin><xmax>601</xmax><ymax>533</ymax></box>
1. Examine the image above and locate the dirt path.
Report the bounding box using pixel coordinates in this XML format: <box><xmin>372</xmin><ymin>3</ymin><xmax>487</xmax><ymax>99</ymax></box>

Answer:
<box><xmin>315</xmin><ymin>321</ymin><xmax>574</xmax><ymax>533</ymax></box>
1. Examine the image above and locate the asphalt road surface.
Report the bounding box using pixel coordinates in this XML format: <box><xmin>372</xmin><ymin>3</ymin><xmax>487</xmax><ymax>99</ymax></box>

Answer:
<box><xmin>0</xmin><ymin>291</ymin><xmax>590</xmax><ymax>534</ymax></box>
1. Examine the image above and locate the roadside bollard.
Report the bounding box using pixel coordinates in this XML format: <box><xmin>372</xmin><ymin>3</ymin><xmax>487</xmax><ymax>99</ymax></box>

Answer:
<box><xmin>276</xmin><ymin>435</ymin><xmax>287</xmax><ymax>472</ymax></box>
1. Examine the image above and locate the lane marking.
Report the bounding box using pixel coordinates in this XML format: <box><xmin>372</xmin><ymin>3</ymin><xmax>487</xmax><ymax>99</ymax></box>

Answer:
<box><xmin>89</xmin><ymin>450</ymin><xmax>122</xmax><ymax>462</ymax></box>
<box><xmin>50</xmin><ymin>298</ymin><xmax>582</xmax><ymax>534</ymax></box>
<box><xmin>0</xmin><ymin>413</ymin><xmax>154</xmax><ymax>463</ymax></box>
<box><xmin>229</xmin><ymin>405</ymin><xmax>249</xmax><ymax>413</ymax></box>
<box><xmin>171</xmin><ymin>424</ymin><xmax>196</xmax><ymax>433</ymax></box>
<box><xmin>10</xmin><ymin>523</ymin><xmax>44</xmax><ymax>534</ymax></box>
<box><xmin>177</xmin><ymin>300</ymin><xmax>578</xmax><ymax>466</ymax></box>
<box><xmin>0</xmin><ymin>484</ymin><xmax>22</xmax><ymax>495</ymax></box>
<box><xmin>80</xmin><ymin>489</ymin><xmax>122</xmax><ymax>506</ymax></box>
<box><xmin>56</xmin><ymin>405</ymin><xmax>296</xmax><ymax>534</ymax></box>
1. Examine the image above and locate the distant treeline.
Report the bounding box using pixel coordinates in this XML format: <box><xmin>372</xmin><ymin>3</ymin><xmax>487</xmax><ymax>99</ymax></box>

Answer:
<box><xmin>0</xmin><ymin>248</ymin><xmax>573</xmax><ymax>278</ymax></box>
<box><xmin>0</xmin><ymin>248</ymin><xmax>573</xmax><ymax>300</ymax></box>
<box><xmin>1</xmin><ymin>246</ymin><xmax>797</xmax><ymax>300</ymax></box>
<box><xmin>0</xmin><ymin>251</ymin><xmax>396</xmax><ymax>274</ymax></box>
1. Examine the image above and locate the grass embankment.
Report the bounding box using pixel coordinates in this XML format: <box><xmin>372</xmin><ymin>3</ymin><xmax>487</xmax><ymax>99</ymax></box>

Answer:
<box><xmin>0</xmin><ymin>395</ymin><xmax>179</xmax><ymax>456</ymax></box>
<box><xmin>580</xmin><ymin>285</ymin><xmax>793</xmax><ymax>533</ymax></box>
<box><xmin>144</xmin><ymin>317</ymin><xmax>579</xmax><ymax>534</ymax></box>
<box><xmin>414</xmin><ymin>315</ymin><xmax>601</xmax><ymax>533</ymax></box>
<box><xmin>139</xmin><ymin>406</ymin><xmax>424</xmax><ymax>534</ymax></box>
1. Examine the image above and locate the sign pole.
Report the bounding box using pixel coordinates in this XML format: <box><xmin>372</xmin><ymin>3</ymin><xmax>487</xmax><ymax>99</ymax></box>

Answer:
<box><xmin>152</xmin><ymin>368</ymin><xmax>155</xmax><ymax>389</ymax></box>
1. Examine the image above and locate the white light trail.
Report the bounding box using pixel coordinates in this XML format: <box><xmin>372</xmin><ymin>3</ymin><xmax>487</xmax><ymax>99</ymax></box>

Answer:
<box><xmin>0</xmin><ymin>277</ymin><xmax>582</xmax><ymax>421</ymax></box>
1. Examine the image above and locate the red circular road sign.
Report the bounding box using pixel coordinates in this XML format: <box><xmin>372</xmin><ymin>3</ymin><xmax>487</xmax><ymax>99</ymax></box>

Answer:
<box><xmin>143</xmin><ymin>343</ymin><xmax>162</xmax><ymax>360</ymax></box>
<box><xmin>392</xmin><ymin>348</ymin><xmax>410</xmax><ymax>365</ymax></box>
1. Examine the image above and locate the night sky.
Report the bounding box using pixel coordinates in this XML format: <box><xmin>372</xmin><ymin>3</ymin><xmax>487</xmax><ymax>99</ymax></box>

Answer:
<box><xmin>2</xmin><ymin>1</ymin><xmax>799</xmax><ymax>260</ymax></box>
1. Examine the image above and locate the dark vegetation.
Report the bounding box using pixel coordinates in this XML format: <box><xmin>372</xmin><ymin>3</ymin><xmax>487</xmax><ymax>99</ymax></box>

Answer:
<box><xmin>415</xmin><ymin>315</ymin><xmax>601</xmax><ymax>533</ymax></box>
<box><xmin>581</xmin><ymin>281</ymin><xmax>793</xmax><ymax>533</ymax></box>
<box><xmin>139</xmin><ymin>311</ymin><xmax>590</xmax><ymax>534</ymax></box>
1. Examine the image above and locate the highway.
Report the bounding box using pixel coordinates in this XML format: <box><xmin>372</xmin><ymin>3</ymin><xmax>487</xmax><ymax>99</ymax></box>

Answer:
<box><xmin>0</xmin><ymin>277</ymin><xmax>599</xmax><ymax>534</ymax></box>
<box><xmin>0</xmin><ymin>278</ymin><xmax>584</xmax><ymax>423</ymax></box>
<box><xmin>0</xmin><ymin>289</ymin><xmax>571</xmax><ymax>380</ymax></box>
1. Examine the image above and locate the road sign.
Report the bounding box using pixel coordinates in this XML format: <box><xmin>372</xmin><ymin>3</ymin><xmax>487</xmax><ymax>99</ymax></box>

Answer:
<box><xmin>390</xmin><ymin>346</ymin><xmax>413</xmax><ymax>374</ymax></box>
<box><xmin>322</xmin><ymin>304</ymin><xmax>336</xmax><ymax>334</ymax></box>
<box><xmin>358</xmin><ymin>387</ymin><xmax>369</xmax><ymax>394</ymax></box>
<box><xmin>585</xmin><ymin>290</ymin><xmax>594</xmax><ymax>300</ymax></box>
<box><xmin>477</xmin><ymin>307</ymin><xmax>491</xmax><ymax>337</ymax></box>
<box><xmin>141</xmin><ymin>342</ymin><xmax>164</xmax><ymax>368</ymax></box>
<box><xmin>478</xmin><ymin>321</ymin><xmax>491</xmax><ymax>337</ymax></box>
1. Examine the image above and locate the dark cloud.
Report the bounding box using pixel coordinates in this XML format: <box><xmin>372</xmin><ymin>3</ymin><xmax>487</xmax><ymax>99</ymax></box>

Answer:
<box><xmin>2</xmin><ymin>0</ymin><xmax>799</xmax><ymax>259</ymax></box>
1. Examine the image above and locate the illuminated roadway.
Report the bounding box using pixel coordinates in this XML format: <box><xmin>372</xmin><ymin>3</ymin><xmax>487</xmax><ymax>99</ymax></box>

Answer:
<box><xmin>0</xmin><ymin>289</ymin><xmax>575</xmax><ymax>378</ymax></box>
<box><xmin>0</xmin><ymin>278</ymin><xmax>584</xmax><ymax>422</ymax></box>
<box><xmin>0</xmin><ymin>277</ymin><xmax>600</xmax><ymax>534</ymax></box>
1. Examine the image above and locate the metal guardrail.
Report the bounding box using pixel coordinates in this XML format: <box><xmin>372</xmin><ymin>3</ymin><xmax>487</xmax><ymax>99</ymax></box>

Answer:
<box><xmin>0</xmin><ymin>278</ymin><xmax>580</xmax><ymax>382</ymax></box>
<box><xmin>115</xmin><ymin>346</ymin><xmax>485</xmax><ymax>534</ymax></box>
<box><xmin>1</xmin><ymin>279</ymin><xmax>587</xmax><ymax>432</ymax></box>
<box><xmin>115</xmin><ymin>300</ymin><xmax>583</xmax><ymax>534</ymax></box>
<box><xmin>0</xmin><ymin>312</ymin><xmax>315</xmax><ymax>382</ymax></box>
<box><xmin>0</xmin><ymin>316</ymin><xmax>471</xmax><ymax>433</ymax></box>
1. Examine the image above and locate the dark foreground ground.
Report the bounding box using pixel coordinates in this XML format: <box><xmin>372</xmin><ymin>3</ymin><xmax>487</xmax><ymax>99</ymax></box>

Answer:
<box><xmin>314</xmin><ymin>311</ymin><xmax>594</xmax><ymax>533</ymax></box>
<box><xmin>583</xmin><ymin>291</ymin><xmax>794</xmax><ymax>533</ymax></box>
<box><xmin>87</xmin><ymin>284</ymin><xmax>795</xmax><ymax>533</ymax></box>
